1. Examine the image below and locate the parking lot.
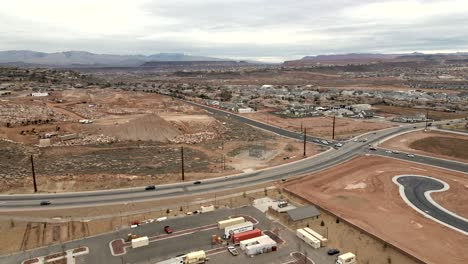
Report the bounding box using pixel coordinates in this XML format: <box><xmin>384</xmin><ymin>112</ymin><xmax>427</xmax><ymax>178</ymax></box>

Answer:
<box><xmin>3</xmin><ymin>206</ymin><xmax>338</xmax><ymax>264</ymax></box>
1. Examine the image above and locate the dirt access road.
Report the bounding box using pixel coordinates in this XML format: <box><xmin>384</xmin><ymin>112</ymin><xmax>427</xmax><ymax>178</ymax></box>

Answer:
<box><xmin>282</xmin><ymin>155</ymin><xmax>468</xmax><ymax>264</ymax></box>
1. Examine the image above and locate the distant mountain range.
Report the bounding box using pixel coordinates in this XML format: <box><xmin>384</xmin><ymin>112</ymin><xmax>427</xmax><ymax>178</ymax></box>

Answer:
<box><xmin>284</xmin><ymin>52</ymin><xmax>468</xmax><ymax>66</ymax></box>
<box><xmin>0</xmin><ymin>50</ymin><xmax>231</xmax><ymax>67</ymax></box>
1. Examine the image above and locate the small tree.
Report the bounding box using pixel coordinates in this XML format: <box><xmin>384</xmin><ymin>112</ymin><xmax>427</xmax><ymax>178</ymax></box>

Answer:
<box><xmin>320</xmin><ymin>220</ymin><xmax>325</xmax><ymax>227</ymax></box>
<box><xmin>166</xmin><ymin>209</ymin><xmax>170</xmax><ymax>215</ymax></box>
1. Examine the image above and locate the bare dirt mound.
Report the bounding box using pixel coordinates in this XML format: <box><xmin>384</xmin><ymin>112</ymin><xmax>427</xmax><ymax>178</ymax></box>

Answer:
<box><xmin>409</xmin><ymin>136</ymin><xmax>468</xmax><ymax>160</ymax></box>
<box><xmin>99</xmin><ymin>114</ymin><xmax>181</xmax><ymax>142</ymax></box>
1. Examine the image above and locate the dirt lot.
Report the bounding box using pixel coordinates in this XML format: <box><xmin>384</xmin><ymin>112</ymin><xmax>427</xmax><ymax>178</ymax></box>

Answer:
<box><xmin>380</xmin><ymin>130</ymin><xmax>468</xmax><ymax>163</ymax></box>
<box><xmin>242</xmin><ymin>111</ymin><xmax>393</xmax><ymax>140</ymax></box>
<box><xmin>374</xmin><ymin>104</ymin><xmax>468</xmax><ymax>120</ymax></box>
<box><xmin>282</xmin><ymin>155</ymin><xmax>468</xmax><ymax>264</ymax></box>
<box><xmin>0</xmin><ymin>89</ymin><xmax>322</xmax><ymax>193</ymax></box>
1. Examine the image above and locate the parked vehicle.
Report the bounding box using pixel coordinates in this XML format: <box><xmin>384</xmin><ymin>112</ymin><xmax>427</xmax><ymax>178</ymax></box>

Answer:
<box><xmin>227</xmin><ymin>246</ymin><xmax>238</xmax><ymax>256</ymax></box>
<box><xmin>321</xmin><ymin>140</ymin><xmax>329</xmax><ymax>145</ymax></box>
<box><xmin>336</xmin><ymin>252</ymin><xmax>356</xmax><ymax>264</ymax></box>
<box><xmin>385</xmin><ymin>150</ymin><xmax>393</xmax><ymax>154</ymax></box>
<box><xmin>40</xmin><ymin>201</ymin><xmax>51</xmax><ymax>206</ymax></box>
<box><xmin>335</xmin><ymin>143</ymin><xmax>343</xmax><ymax>148</ymax></box>
<box><xmin>193</xmin><ymin>181</ymin><xmax>202</xmax><ymax>185</ymax></box>
<box><xmin>407</xmin><ymin>154</ymin><xmax>415</xmax><ymax>158</ymax></box>
<box><xmin>145</xmin><ymin>185</ymin><xmax>156</xmax><ymax>190</ymax></box>
<box><xmin>327</xmin><ymin>248</ymin><xmax>340</xmax><ymax>255</ymax></box>
<box><xmin>164</xmin><ymin>225</ymin><xmax>173</xmax><ymax>234</ymax></box>
<box><xmin>369</xmin><ymin>147</ymin><xmax>377</xmax><ymax>151</ymax></box>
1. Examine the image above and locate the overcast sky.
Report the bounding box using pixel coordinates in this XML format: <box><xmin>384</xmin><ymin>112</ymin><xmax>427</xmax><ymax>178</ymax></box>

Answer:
<box><xmin>1</xmin><ymin>0</ymin><xmax>468</xmax><ymax>62</ymax></box>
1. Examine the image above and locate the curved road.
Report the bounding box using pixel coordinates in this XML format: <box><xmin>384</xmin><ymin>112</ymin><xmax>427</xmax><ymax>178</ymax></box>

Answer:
<box><xmin>0</xmin><ymin>103</ymin><xmax>466</xmax><ymax>210</ymax></box>
<box><xmin>393</xmin><ymin>175</ymin><xmax>468</xmax><ymax>235</ymax></box>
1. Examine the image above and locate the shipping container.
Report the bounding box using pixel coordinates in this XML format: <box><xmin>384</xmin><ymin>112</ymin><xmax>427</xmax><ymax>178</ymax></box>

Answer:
<box><xmin>131</xmin><ymin>236</ymin><xmax>149</xmax><ymax>248</ymax></box>
<box><xmin>303</xmin><ymin>227</ymin><xmax>328</xmax><ymax>247</ymax></box>
<box><xmin>296</xmin><ymin>229</ymin><xmax>320</xmax><ymax>249</ymax></box>
<box><xmin>217</xmin><ymin>217</ymin><xmax>245</xmax><ymax>229</ymax></box>
<box><xmin>232</xmin><ymin>228</ymin><xmax>262</xmax><ymax>244</ymax></box>
<box><xmin>224</xmin><ymin>221</ymin><xmax>254</xmax><ymax>237</ymax></box>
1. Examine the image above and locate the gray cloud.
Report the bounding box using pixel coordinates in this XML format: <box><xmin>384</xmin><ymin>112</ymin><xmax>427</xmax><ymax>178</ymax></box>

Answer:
<box><xmin>0</xmin><ymin>0</ymin><xmax>467</xmax><ymax>62</ymax></box>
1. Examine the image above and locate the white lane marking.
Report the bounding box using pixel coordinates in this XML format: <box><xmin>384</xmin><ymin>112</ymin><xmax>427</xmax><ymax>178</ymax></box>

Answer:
<box><xmin>392</xmin><ymin>175</ymin><xmax>468</xmax><ymax>236</ymax></box>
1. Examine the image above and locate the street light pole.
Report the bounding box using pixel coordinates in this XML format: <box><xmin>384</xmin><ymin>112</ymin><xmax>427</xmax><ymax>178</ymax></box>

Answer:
<box><xmin>181</xmin><ymin>147</ymin><xmax>185</xmax><ymax>181</ymax></box>
<box><xmin>303</xmin><ymin>127</ymin><xmax>307</xmax><ymax>157</ymax></box>
<box><xmin>332</xmin><ymin>115</ymin><xmax>336</xmax><ymax>140</ymax></box>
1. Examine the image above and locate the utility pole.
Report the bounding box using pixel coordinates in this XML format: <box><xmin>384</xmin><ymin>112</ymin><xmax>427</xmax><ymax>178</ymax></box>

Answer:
<box><xmin>303</xmin><ymin>127</ymin><xmax>307</xmax><ymax>157</ymax></box>
<box><xmin>222</xmin><ymin>155</ymin><xmax>226</xmax><ymax>170</ymax></box>
<box><xmin>332</xmin><ymin>115</ymin><xmax>336</xmax><ymax>140</ymax></box>
<box><xmin>300</xmin><ymin>122</ymin><xmax>303</xmax><ymax>132</ymax></box>
<box><xmin>181</xmin><ymin>146</ymin><xmax>185</xmax><ymax>181</ymax></box>
<box><xmin>30</xmin><ymin>155</ymin><xmax>37</xmax><ymax>193</ymax></box>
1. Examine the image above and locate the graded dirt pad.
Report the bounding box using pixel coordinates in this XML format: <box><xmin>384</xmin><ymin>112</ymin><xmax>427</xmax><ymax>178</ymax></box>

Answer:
<box><xmin>380</xmin><ymin>130</ymin><xmax>468</xmax><ymax>163</ymax></box>
<box><xmin>242</xmin><ymin>111</ymin><xmax>393</xmax><ymax>140</ymax></box>
<box><xmin>94</xmin><ymin>114</ymin><xmax>182</xmax><ymax>141</ymax></box>
<box><xmin>282</xmin><ymin>155</ymin><xmax>468</xmax><ymax>264</ymax></box>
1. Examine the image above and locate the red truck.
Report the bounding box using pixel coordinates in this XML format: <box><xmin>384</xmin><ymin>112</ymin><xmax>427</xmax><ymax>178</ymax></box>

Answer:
<box><xmin>232</xmin><ymin>228</ymin><xmax>262</xmax><ymax>244</ymax></box>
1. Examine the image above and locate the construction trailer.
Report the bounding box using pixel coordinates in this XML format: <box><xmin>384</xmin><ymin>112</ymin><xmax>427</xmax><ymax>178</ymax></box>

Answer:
<box><xmin>217</xmin><ymin>217</ymin><xmax>245</xmax><ymax>229</ymax></box>
<box><xmin>131</xmin><ymin>236</ymin><xmax>149</xmax><ymax>249</ymax></box>
<box><xmin>232</xmin><ymin>228</ymin><xmax>262</xmax><ymax>244</ymax></box>
<box><xmin>244</xmin><ymin>235</ymin><xmax>277</xmax><ymax>255</ymax></box>
<box><xmin>224</xmin><ymin>221</ymin><xmax>254</xmax><ymax>238</ymax></box>
<box><xmin>303</xmin><ymin>227</ymin><xmax>328</xmax><ymax>247</ymax></box>
<box><xmin>296</xmin><ymin>228</ymin><xmax>320</xmax><ymax>249</ymax></box>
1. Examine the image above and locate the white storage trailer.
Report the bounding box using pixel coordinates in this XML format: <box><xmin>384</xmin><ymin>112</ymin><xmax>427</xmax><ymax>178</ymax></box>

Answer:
<box><xmin>303</xmin><ymin>227</ymin><xmax>328</xmax><ymax>247</ymax></box>
<box><xmin>296</xmin><ymin>229</ymin><xmax>320</xmax><ymax>249</ymax></box>
<box><xmin>131</xmin><ymin>236</ymin><xmax>149</xmax><ymax>248</ymax></box>
<box><xmin>224</xmin><ymin>221</ymin><xmax>254</xmax><ymax>237</ymax></box>
<box><xmin>218</xmin><ymin>217</ymin><xmax>245</xmax><ymax>229</ymax></box>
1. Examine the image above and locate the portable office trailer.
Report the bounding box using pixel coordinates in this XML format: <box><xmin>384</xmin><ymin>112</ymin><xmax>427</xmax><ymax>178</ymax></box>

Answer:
<box><xmin>224</xmin><ymin>221</ymin><xmax>253</xmax><ymax>237</ymax></box>
<box><xmin>217</xmin><ymin>217</ymin><xmax>245</xmax><ymax>229</ymax></box>
<box><xmin>303</xmin><ymin>227</ymin><xmax>328</xmax><ymax>247</ymax></box>
<box><xmin>296</xmin><ymin>229</ymin><xmax>320</xmax><ymax>249</ymax></box>
<box><xmin>244</xmin><ymin>235</ymin><xmax>277</xmax><ymax>255</ymax></box>
<box><xmin>240</xmin><ymin>235</ymin><xmax>269</xmax><ymax>250</ymax></box>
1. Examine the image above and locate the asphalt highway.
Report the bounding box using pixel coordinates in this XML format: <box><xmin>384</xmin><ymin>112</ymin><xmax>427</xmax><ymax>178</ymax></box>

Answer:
<box><xmin>0</xmin><ymin>104</ymin><xmax>466</xmax><ymax>210</ymax></box>
<box><xmin>394</xmin><ymin>175</ymin><xmax>468</xmax><ymax>234</ymax></box>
